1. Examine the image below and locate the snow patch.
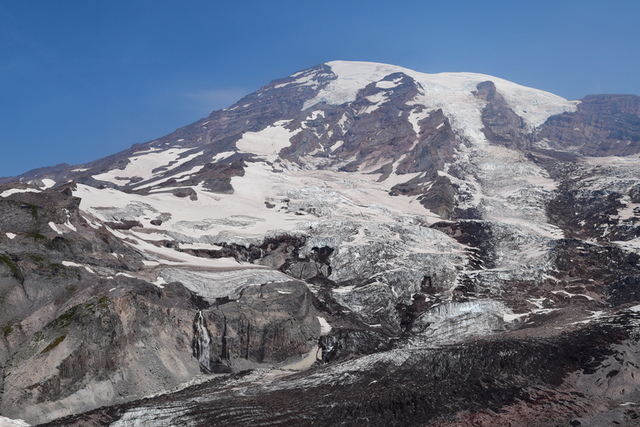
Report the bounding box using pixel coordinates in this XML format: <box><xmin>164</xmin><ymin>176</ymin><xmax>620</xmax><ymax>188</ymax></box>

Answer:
<box><xmin>62</xmin><ymin>261</ymin><xmax>96</xmax><ymax>274</ymax></box>
<box><xmin>211</xmin><ymin>151</ymin><xmax>236</xmax><ymax>162</ymax></box>
<box><xmin>503</xmin><ymin>312</ymin><xmax>528</xmax><ymax>322</ymax></box>
<box><xmin>407</xmin><ymin>107</ymin><xmax>424</xmax><ymax>140</ymax></box>
<box><xmin>179</xmin><ymin>242</ymin><xmax>223</xmax><ymax>251</ymax></box>
<box><xmin>93</xmin><ymin>148</ymin><xmax>203</xmax><ymax>186</ymax></box>
<box><xmin>0</xmin><ymin>188</ymin><xmax>41</xmax><ymax>198</ymax></box>
<box><xmin>38</xmin><ymin>178</ymin><xmax>56</xmax><ymax>189</ymax></box>
<box><xmin>236</xmin><ymin>120</ymin><xmax>301</xmax><ymax>161</ymax></box>
<box><xmin>0</xmin><ymin>416</ymin><xmax>31</xmax><ymax>427</ymax></box>
<box><xmin>551</xmin><ymin>290</ymin><xmax>594</xmax><ymax>301</ymax></box>
<box><xmin>361</xmin><ymin>92</ymin><xmax>389</xmax><ymax>114</ymax></box>
<box><xmin>329</xmin><ymin>140</ymin><xmax>344</xmax><ymax>152</ymax></box>
<box><xmin>337</xmin><ymin>112</ymin><xmax>349</xmax><ymax>131</ymax></box>
<box><xmin>308</xmin><ymin>110</ymin><xmax>325</xmax><ymax>120</ymax></box>
<box><xmin>317</xmin><ymin>316</ymin><xmax>332</xmax><ymax>335</ymax></box>
<box><xmin>48</xmin><ymin>222</ymin><xmax>64</xmax><ymax>235</ymax></box>
<box><xmin>376</xmin><ymin>80</ymin><xmax>399</xmax><ymax>89</ymax></box>
<box><xmin>275</xmin><ymin>71</ymin><xmax>325</xmax><ymax>90</ymax></box>
<box><xmin>152</xmin><ymin>276</ymin><xmax>166</xmax><ymax>288</ymax></box>
<box><xmin>116</xmin><ymin>272</ymin><xmax>135</xmax><ymax>278</ymax></box>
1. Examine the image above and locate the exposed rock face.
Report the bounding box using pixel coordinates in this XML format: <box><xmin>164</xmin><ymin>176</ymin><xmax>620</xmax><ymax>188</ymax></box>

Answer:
<box><xmin>534</xmin><ymin>94</ymin><xmax>640</xmax><ymax>156</ymax></box>
<box><xmin>475</xmin><ymin>80</ymin><xmax>529</xmax><ymax>150</ymax></box>
<box><xmin>0</xmin><ymin>186</ymin><xmax>320</xmax><ymax>424</ymax></box>
<box><xmin>193</xmin><ymin>280</ymin><xmax>319</xmax><ymax>372</ymax></box>
<box><xmin>1</xmin><ymin>60</ymin><xmax>640</xmax><ymax>425</ymax></box>
<box><xmin>39</xmin><ymin>309</ymin><xmax>640</xmax><ymax>427</ymax></box>
<box><xmin>2</xmin><ymin>283</ymin><xmax>200</xmax><ymax>423</ymax></box>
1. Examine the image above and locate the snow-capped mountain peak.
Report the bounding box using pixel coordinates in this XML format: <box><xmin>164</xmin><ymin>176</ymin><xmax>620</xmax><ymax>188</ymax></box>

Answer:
<box><xmin>303</xmin><ymin>60</ymin><xmax>577</xmax><ymax>131</ymax></box>
<box><xmin>1</xmin><ymin>61</ymin><xmax>640</xmax><ymax>425</ymax></box>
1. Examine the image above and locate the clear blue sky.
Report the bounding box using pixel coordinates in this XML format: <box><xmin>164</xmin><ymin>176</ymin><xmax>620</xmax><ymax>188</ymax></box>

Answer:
<box><xmin>1</xmin><ymin>0</ymin><xmax>639</xmax><ymax>177</ymax></box>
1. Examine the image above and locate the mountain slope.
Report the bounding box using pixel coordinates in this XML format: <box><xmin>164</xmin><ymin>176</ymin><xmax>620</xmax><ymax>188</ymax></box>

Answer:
<box><xmin>1</xmin><ymin>61</ymin><xmax>639</xmax><ymax>425</ymax></box>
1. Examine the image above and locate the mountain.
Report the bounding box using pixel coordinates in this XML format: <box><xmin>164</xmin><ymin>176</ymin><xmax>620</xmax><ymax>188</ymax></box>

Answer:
<box><xmin>1</xmin><ymin>61</ymin><xmax>640</xmax><ymax>426</ymax></box>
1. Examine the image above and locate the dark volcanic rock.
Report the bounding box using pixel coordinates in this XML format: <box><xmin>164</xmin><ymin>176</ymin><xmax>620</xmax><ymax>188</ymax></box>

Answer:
<box><xmin>39</xmin><ymin>311</ymin><xmax>640</xmax><ymax>427</ymax></box>
<box><xmin>194</xmin><ymin>281</ymin><xmax>319</xmax><ymax>371</ymax></box>
<box><xmin>475</xmin><ymin>80</ymin><xmax>529</xmax><ymax>150</ymax></box>
<box><xmin>534</xmin><ymin>94</ymin><xmax>640</xmax><ymax>156</ymax></box>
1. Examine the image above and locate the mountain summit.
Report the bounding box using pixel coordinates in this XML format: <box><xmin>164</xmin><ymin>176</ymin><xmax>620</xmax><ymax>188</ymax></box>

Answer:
<box><xmin>1</xmin><ymin>61</ymin><xmax>640</xmax><ymax>426</ymax></box>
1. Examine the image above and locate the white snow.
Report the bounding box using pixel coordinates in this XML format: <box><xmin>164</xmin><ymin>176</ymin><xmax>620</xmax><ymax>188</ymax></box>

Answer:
<box><xmin>288</xmin><ymin>72</ymin><xmax>320</xmax><ymax>88</ymax></box>
<box><xmin>179</xmin><ymin>242</ymin><xmax>223</xmax><ymax>251</ymax></box>
<box><xmin>336</xmin><ymin>112</ymin><xmax>349</xmax><ymax>131</ymax></box>
<box><xmin>134</xmin><ymin>165</ymin><xmax>206</xmax><ymax>190</ymax></box>
<box><xmin>503</xmin><ymin>312</ymin><xmax>528</xmax><ymax>322</ymax></box>
<box><xmin>332</xmin><ymin>285</ymin><xmax>355</xmax><ymax>294</ymax></box>
<box><xmin>38</xmin><ymin>178</ymin><xmax>56</xmax><ymax>189</ymax></box>
<box><xmin>236</xmin><ymin>120</ymin><xmax>301</xmax><ymax>161</ymax></box>
<box><xmin>552</xmin><ymin>290</ymin><xmax>594</xmax><ymax>301</ymax></box>
<box><xmin>361</xmin><ymin>92</ymin><xmax>389</xmax><ymax>114</ymax></box>
<box><xmin>329</xmin><ymin>140</ymin><xmax>344</xmax><ymax>152</ymax></box>
<box><xmin>106</xmin><ymin>226</ymin><xmax>253</xmax><ymax>271</ymax></box>
<box><xmin>92</xmin><ymin>148</ymin><xmax>203</xmax><ymax>186</ymax></box>
<box><xmin>62</xmin><ymin>261</ymin><xmax>95</xmax><ymax>274</ymax></box>
<box><xmin>376</xmin><ymin>80</ymin><xmax>399</xmax><ymax>89</ymax></box>
<box><xmin>571</xmin><ymin>310</ymin><xmax>606</xmax><ymax>325</ymax></box>
<box><xmin>0</xmin><ymin>188</ymin><xmax>41</xmax><ymax>198</ymax></box>
<box><xmin>308</xmin><ymin>110</ymin><xmax>325</xmax><ymax>120</ymax></box>
<box><xmin>0</xmin><ymin>417</ymin><xmax>31</xmax><ymax>427</ymax></box>
<box><xmin>64</xmin><ymin>219</ymin><xmax>77</xmax><ymax>232</ymax></box>
<box><xmin>304</xmin><ymin>61</ymin><xmax>576</xmax><ymax>141</ymax></box>
<box><xmin>407</xmin><ymin>107</ymin><xmax>423</xmax><ymax>140</ymax></box>
<box><xmin>616</xmin><ymin>196</ymin><xmax>640</xmax><ymax>221</ymax></box>
<box><xmin>115</xmin><ymin>272</ymin><xmax>135</xmax><ymax>278</ymax></box>
<box><xmin>211</xmin><ymin>151</ymin><xmax>236</xmax><ymax>162</ymax></box>
<box><xmin>152</xmin><ymin>276</ymin><xmax>167</xmax><ymax>288</ymax></box>
<box><xmin>48</xmin><ymin>222</ymin><xmax>64</xmax><ymax>235</ymax></box>
<box><xmin>317</xmin><ymin>316</ymin><xmax>332</xmax><ymax>335</ymax></box>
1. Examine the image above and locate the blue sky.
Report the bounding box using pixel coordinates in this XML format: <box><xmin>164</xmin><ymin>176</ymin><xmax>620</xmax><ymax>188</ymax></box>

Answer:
<box><xmin>1</xmin><ymin>0</ymin><xmax>639</xmax><ymax>177</ymax></box>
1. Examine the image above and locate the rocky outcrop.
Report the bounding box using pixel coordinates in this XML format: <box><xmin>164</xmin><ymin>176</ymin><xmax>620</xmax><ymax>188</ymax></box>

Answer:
<box><xmin>2</xmin><ymin>283</ymin><xmax>201</xmax><ymax>424</ymax></box>
<box><xmin>533</xmin><ymin>94</ymin><xmax>640</xmax><ymax>156</ymax></box>
<box><xmin>1</xmin><ymin>276</ymin><xmax>320</xmax><ymax>425</ymax></box>
<box><xmin>40</xmin><ymin>309</ymin><xmax>640</xmax><ymax>427</ymax></box>
<box><xmin>193</xmin><ymin>280</ymin><xmax>319</xmax><ymax>372</ymax></box>
<box><xmin>0</xmin><ymin>186</ymin><xmax>321</xmax><ymax>425</ymax></box>
<box><xmin>475</xmin><ymin>80</ymin><xmax>529</xmax><ymax>150</ymax></box>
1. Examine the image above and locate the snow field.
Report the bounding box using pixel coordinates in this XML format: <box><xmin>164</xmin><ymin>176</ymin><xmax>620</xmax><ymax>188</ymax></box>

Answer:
<box><xmin>93</xmin><ymin>148</ymin><xmax>203</xmax><ymax>187</ymax></box>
